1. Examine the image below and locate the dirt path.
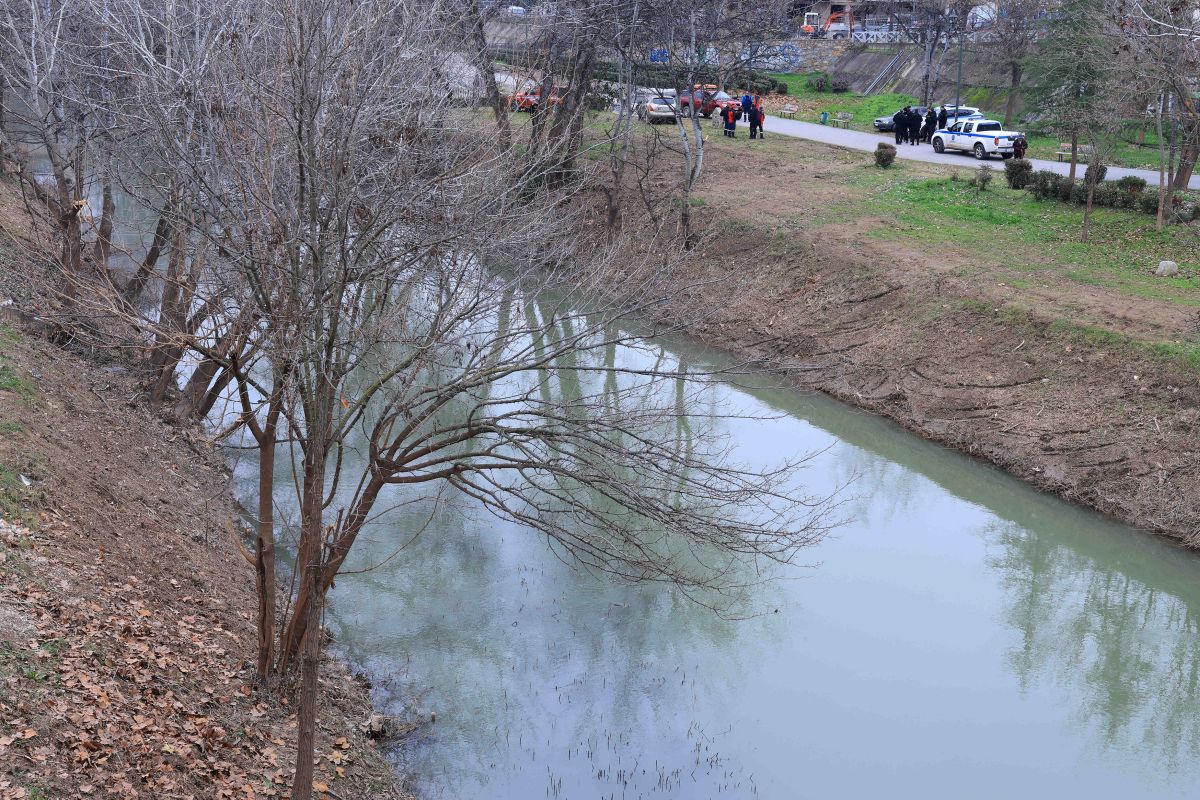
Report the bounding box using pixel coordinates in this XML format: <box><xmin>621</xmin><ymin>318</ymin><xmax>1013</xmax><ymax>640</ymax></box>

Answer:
<box><xmin>0</xmin><ymin>317</ymin><xmax>413</xmax><ymax>798</ymax></box>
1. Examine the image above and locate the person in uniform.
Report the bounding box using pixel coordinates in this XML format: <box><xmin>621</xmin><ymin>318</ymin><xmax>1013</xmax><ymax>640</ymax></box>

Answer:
<box><xmin>893</xmin><ymin>108</ymin><xmax>907</xmax><ymax>145</ymax></box>
<box><xmin>922</xmin><ymin>107</ymin><xmax>938</xmax><ymax>143</ymax></box>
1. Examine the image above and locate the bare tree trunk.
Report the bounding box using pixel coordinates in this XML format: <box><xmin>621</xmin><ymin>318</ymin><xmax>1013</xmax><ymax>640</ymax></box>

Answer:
<box><xmin>1081</xmin><ymin>168</ymin><xmax>1098</xmax><ymax>242</ymax></box>
<box><xmin>1068</xmin><ymin>133</ymin><xmax>1079</xmax><ymax>184</ymax></box>
<box><xmin>1156</xmin><ymin>91</ymin><xmax>1166</xmax><ymax>231</ymax></box>
<box><xmin>122</xmin><ymin>209</ymin><xmax>172</xmax><ymax>307</ymax></box>
<box><xmin>254</xmin><ymin>398</ymin><xmax>281</xmax><ymax>684</ymax></box>
<box><xmin>466</xmin><ymin>2</ymin><xmax>511</xmax><ymax>149</ymax></box>
<box><xmin>1003</xmin><ymin>62</ymin><xmax>1022</xmax><ymax>129</ymax></box>
<box><xmin>1171</xmin><ymin>142</ymin><xmax>1195</xmax><ymax>191</ymax></box>
<box><xmin>291</xmin><ymin>442</ymin><xmax>329</xmax><ymax>800</ymax></box>
<box><xmin>92</xmin><ymin>181</ymin><xmax>115</xmax><ymax>266</ymax></box>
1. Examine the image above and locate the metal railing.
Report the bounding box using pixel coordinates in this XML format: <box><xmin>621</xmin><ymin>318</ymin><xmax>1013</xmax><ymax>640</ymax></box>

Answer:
<box><xmin>861</xmin><ymin>49</ymin><xmax>908</xmax><ymax>95</ymax></box>
<box><xmin>851</xmin><ymin>30</ymin><xmax>905</xmax><ymax>42</ymax></box>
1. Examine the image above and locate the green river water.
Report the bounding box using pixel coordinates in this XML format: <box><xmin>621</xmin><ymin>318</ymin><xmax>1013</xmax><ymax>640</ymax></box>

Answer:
<box><xmin>230</xmin><ymin>332</ymin><xmax>1200</xmax><ymax>800</ymax></box>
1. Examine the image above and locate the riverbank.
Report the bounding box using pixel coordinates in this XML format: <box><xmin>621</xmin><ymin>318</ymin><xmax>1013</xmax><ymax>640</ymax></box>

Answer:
<box><xmin>609</xmin><ymin>126</ymin><xmax>1200</xmax><ymax>543</ymax></box>
<box><xmin>0</xmin><ymin>213</ymin><xmax>410</xmax><ymax>796</ymax></box>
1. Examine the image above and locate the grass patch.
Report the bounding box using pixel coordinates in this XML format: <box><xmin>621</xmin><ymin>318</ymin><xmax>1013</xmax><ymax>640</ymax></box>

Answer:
<box><xmin>870</xmin><ymin>176</ymin><xmax>1200</xmax><ymax>307</ymax></box>
<box><xmin>1046</xmin><ymin>319</ymin><xmax>1200</xmax><ymax>371</ymax></box>
<box><xmin>0</xmin><ymin>327</ymin><xmax>37</xmax><ymax>405</ymax></box>
<box><xmin>0</xmin><ymin>420</ymin><xmax>25</xmax><ymax>436</ymax></box>
<box><xmin>0</xmin><ymin>455</ymin><xmax>49</xmax><ymax>527</ymax></box>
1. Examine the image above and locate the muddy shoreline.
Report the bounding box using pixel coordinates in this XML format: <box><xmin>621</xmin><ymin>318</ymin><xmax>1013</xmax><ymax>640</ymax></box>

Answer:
<box><xmin>637</xmin><ymin>223</ymin><xmax>1200</xmax><ymax>546</ymax></box>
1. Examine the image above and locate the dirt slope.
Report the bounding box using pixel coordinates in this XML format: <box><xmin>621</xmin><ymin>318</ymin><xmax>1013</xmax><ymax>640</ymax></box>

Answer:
<box><xmin>0</xmin><ymin>320</ymin><xmax>411</xmax><ymax>799</ymax></box>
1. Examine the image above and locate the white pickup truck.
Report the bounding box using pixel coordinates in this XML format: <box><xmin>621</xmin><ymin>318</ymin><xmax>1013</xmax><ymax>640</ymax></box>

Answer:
<box><xmin>931</xmin><ymin>119</ymin><xmax>1022</xmax><ymax>160</ymax></box>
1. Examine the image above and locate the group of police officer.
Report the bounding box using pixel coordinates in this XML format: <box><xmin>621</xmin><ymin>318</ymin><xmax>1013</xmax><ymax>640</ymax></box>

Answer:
<box><xmin>893</xmin><ymin>105</ymin><xmax>948</xmax><ymax>146</ymax></box>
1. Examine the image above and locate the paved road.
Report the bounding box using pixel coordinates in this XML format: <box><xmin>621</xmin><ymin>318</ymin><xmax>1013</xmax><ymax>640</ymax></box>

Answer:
<box><xmin>761</xmin><ymin>115</ymin><xmax>1200</xmax><ymax>190</ymax></box>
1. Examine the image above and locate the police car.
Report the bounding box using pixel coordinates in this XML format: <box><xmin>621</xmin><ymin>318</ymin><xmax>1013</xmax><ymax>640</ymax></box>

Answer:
<box><xmin>930</xmin><ymin>119</ymin><xmax>1022</xmax><ymax>159</ymax></box>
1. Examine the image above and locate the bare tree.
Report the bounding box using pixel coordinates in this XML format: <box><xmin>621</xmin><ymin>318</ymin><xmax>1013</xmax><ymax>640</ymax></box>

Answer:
<box><xmin>987</xmin><ymin>0</ymin><xmax>1048</xmax><ymax>127</ymax></box>
<box><xmin>884</xmin><ymin>0</ymin><xmax>975</xmax><ymax>107</ymax></box>
<box><xmin>20</xmin><ymin>3</ymin><xmax>841</xmax><ymax>798</ymax></box>
<box><xmin>0</xmin><ymin>0</ymin><xmax>97</xmax><ymax>288</ymax></box>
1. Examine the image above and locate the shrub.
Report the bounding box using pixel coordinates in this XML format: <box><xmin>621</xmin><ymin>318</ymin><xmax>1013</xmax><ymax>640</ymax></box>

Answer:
<box><xmin>1092</xmin><ymin>182</ymin><xmax>1125</xmax><ymax>208</ymax></box>
<box><xmin>1172</xmin><ymin>202</ymin><xmax>1197</xmax><ymax>224</ymax></box>
<box><xmin>1029</xmin><ymin>170</ymin><xmax>1061</xmax><ymax>200</ymax></box>
<box><xmin>1116</xmin><ymin>175</ymin><xmax>1147</xmax><ymax>194</ymax></box>
<box><xmin>973</xmin><ymin>164</ymin><xmax>994</xmax><ymax>190</ymax></box>
<box><xmin>830</xmin><ymin>75</ymin><xmax>851</xmax><ymax>93</ymax></box>
<box><xmin>1069</xmin><ymin>181</ymin><xmax>1090</xmax><ymax>205</ymax></box>
<box><xmin>874</xmin><ymin>142</ymin><xmax>897</xmax><ymax>168</ymax></box>
<box><xmin>1004</xmin><ymin>158</ymin><xmax>1034</xmax><ymax>189</ymax></box>
<box><xmin>1138</xmin><ymin>191</ymin><xmax>1161</xmax><ymax>215</ymax></box>
<box><xmin>1084</xmin><ymin>162</ymin><xmax>1107</xmax><ymax>185</ymax></box>
<box><xmin>1058</xmin><ymin>179</ymin><xmax>1076</xmax><ymax>203</ymax></box>
<box><xmin>775</xmin><ymin>82</ymin><xmax>789</xmax><ymax>95</ymax></box>
<box><xmin>806</xmin><ymin>73</ymin><xmax>829</xmax><ymax>92</ymax></box>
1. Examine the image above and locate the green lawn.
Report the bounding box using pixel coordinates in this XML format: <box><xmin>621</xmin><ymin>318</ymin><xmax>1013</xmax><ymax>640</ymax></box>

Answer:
<box><xmin>865</xmin><ymin>175</ymin><xmax>1200</xmax><ymax>306</ymax></box>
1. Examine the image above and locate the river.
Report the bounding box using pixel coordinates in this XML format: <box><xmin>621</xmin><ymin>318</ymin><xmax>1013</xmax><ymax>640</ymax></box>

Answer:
<box><xmin>225</xmin><ymin>329</ymin><xmax>1200</xmax><ymax>800</ymax></box>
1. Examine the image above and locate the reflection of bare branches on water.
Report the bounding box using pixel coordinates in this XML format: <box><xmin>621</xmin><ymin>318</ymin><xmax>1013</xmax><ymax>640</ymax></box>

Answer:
<box><xmin>984</xmin><ymin>519</ymin><xmax>1200</xmax><ymax>774</ymax></box>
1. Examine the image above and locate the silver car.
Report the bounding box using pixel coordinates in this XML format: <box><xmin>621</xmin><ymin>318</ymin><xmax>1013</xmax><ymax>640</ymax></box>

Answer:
<box><xmin>637</xmin><ymin>96</ymin><xmax>677</xmax><ymax>124</ymax></box>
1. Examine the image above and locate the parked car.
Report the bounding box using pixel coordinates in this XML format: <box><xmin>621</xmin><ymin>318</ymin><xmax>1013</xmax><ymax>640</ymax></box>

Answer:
<box><xmin>509</xmin><ymin>87</ymin><xmax>564</xmax><ymax>112</ymax></box>
<box><xmin>941</xmin><ymin>104</ymin><xmax>984</xmax><ymax>123</ymax></box>
<box><xmin>637</xmin><ymin>96</ymin><xmax>678</xmax><ymax>124</ymax></box>
<box><xmin>931</xmin><ymin>119</ymin><xmax>1022</xmax><ymax>159</ymax></box>
<box><xmin>873</xmin><ymin>106</ymin><xmax>929</xmax><ymax>132</ymax></box>
<box><xmin>676</xmin><ymin>87</ymin><xmax>740</xmax><ymax>118</ymax></box>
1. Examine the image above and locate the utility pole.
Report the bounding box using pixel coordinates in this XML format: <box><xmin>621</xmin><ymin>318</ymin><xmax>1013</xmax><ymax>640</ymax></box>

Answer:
<box><xmin>953</xmin><ymin>14</ymin><xmax>965</xmax><ymax>120</ymax></box>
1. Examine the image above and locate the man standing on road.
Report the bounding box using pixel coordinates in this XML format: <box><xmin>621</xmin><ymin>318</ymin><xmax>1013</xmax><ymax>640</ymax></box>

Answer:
<box><xmin>922</xmin><ymin>107</ymin><xmax>937</xmax><ymax>143</ymax></box>
<box><xmin>937</xmin><ymin>105</ymin><xmax>949</xmax><ymax>130</ymax></box>
<box><xmin>893</xmin><ymin>107</ymin><xmax>907</xmax><ymax>145</ymax></box>
<box><xmin>741</xmin><ymin>92</ymin><xmax>753</xmax><ymax>121</ymax></box>
<box><xmin>904</xmin><ymin>106</ymin><xmax>919</xmax><ymax>145</ymax></box>
<box><xmin>753</xmin><ymin>94</ymin><xmax>765</xmax><ymax>138</ymax></box>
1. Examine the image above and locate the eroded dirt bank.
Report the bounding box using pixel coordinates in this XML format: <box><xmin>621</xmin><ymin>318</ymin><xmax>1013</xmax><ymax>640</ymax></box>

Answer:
<box><xmin>622</xmin><ymin>137</ymin><xmax>1200</xmax><ymax>544</ymax></box>
<box><xmin>0</xmin><ymin>313</ymin><xmax>411</xmax><ymax>796</ymax></box>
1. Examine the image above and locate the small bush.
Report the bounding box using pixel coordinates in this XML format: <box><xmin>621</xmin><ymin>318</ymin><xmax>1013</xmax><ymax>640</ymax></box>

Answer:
<box><xmin>973</xmin><ymin>164</ymin><xmax>994</xmax><ymax>190</ymax></box>
<box><xmin>1058</xmin><ymin>179</ymin><xmax>1076</xmax><ymax>203</ymax></box>
<box><xmin>1084</xmin><ymin>162</ymin><xmax>1108</xmax><ymax>185</ymax></box>
<box><xmin>1116</xmin><ymin>175</ymin><xmax>1147</xmax><ymax>194</ymax></box>
<box><xmin>775</xmin><ymin>82</ymin><xmax>789</xmax><ymax>95</ymax></box>
<box><xmin>1172</xmin><ymin>202</ymin><xmax>1197</xmax><ymax>224</ymax></box>
<box><xmin>1030</xmin><ymin>170</ymin><xmax>1061</xmax><ymax>201</ymax></box>
<box><xmin>874</xmin><ymin>142</ymin><xmax>897</xmax><ymax>168</ymax></box>
<box><xmin>830</xmin><ymin>76</ymin><xmax>851</xmax><ymax>93</ymax></box>
<box><xmin>1069</xmin><ymin>181</ymin><xmax>1090</xmax><ymax>205</ymax></box>
<box><xmin>806</xmin><ymin>73</ymin><xmax>829</xmax><ymax>92</ymax></box>
<box><xmin>1138</xmin><ymin>191</ymin><xmax>1162</xmax><ymax>215</ymax></box>
<box><xmin>1004</xmin><ymin>158</ymin><xmax>1034</xmax><ymax>189</ymax></box>
<box><xmin>1092</xmin><ymin>182</ymin><xmax>1125</xmax><ymax>208</ymax></box>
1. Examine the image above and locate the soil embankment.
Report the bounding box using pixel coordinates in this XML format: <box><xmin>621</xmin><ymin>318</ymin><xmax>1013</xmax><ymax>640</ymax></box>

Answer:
<box><xmin>0</xmin><ymin>276</ymin><xmax>409</xmax><ymax>793</ymax></box>
<box><xmin>626</xmin><ymin>135</ymin><xmax>1200</xmax><ymax>543</ymax></box>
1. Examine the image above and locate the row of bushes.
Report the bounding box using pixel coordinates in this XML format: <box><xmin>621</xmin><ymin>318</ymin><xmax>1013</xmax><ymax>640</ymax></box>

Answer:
<box><xmin>805</xmin><ymin>72</ymin><xmax>850</xmax><ymax>94</ymax></box>
<box><xmin>1003</xmin><ymin>159</ymin><xmax>1199</xmax><ymax>222</ymax></box>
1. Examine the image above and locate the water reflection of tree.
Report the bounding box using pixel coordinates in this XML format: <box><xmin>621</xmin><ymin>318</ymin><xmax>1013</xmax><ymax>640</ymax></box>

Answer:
<box><xmin>985</xmin><ymin>520</ymin><xmax>1200</xmax><ymax>774</ymax></box>
<box><xmin>236</xmin><ymin>321</ymin><xmax>792</xmax><ymax>798</ymax></box>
